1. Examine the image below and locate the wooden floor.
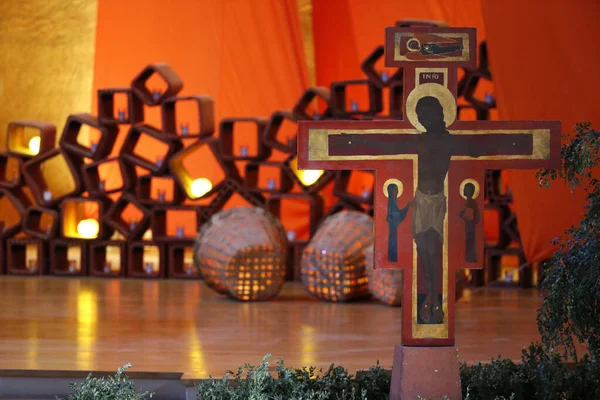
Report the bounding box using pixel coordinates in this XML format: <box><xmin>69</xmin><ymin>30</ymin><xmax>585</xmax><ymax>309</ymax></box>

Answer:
<box><xmin>0</xmin><ymin>277</ymin><xmax>543</xmax><ymax>379</ymax></box>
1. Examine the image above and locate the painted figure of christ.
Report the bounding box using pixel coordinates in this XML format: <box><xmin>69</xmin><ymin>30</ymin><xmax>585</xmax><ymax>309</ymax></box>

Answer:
<box><xmin>347</xmin><ymin>95</ymin><xmax>500</xmax><ymax>324</ymax></box>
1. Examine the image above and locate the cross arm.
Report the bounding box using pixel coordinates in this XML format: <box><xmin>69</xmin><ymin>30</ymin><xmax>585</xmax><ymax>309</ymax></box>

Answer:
<box><xmin>448</xmin><ymin>120</ymin><xmax>561</xmax><ymax>169</ymax></box>
<box><xmin>328</xmin><ymin>133</ymin><xmax>420</xmax><ymax>157</ymax></box>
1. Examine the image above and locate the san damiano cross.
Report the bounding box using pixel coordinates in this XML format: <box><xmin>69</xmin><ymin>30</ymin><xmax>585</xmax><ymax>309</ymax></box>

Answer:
<box><xmin>297</xmin><ymin>27</ymin><xmax>560</xmax><ymax>347</ymax></box>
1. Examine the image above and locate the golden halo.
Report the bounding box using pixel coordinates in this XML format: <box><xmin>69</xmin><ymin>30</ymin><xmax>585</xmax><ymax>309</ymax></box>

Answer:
<box><xmin>405</xmin><ymin>83</ymin><xmax>457</xmax><ymax>131</ymax></box>
<box><xmin>459</xmin><ymin>179</ymin><xmax>480</xmax><ymax>200</ymax></box>
<box><xmin>383</xmin><ymin>178</ymin><xmax>403</xmax><ymax>198</ymax></box>
<box><xmin>406</xmin><ymin>38</ymin><xmax>421</xmax><ymax>52</ymax></box>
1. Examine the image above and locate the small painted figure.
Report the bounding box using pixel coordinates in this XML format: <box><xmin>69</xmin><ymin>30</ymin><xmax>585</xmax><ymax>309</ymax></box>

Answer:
<box><xmin>459</xmin><ymin>182</ymin><xmax>480</xmax><ymax>263</ymax></box>
<box><xmin>386</xmin><ymin>183</ymin><xmax>409</xmax><ymax>262</ymax></box>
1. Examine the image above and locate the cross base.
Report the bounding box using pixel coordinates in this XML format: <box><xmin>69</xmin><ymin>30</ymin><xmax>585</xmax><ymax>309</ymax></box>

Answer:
<box><xmin>390</xmin><ymin>345</ymin><xmax>462</xmax><ymax>400</ymax></box>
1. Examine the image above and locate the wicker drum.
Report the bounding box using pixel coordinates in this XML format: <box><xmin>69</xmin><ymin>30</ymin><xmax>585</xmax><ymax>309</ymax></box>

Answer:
<box><xmin>301</xmin><ymin>211</ymin><xmax>372</xmax><ymax>302</ymax></box>
<box><xmin>365</xmin><ymin>244</ymin><xmax>403</xmax><ymax>306</ymax></box>
<box><xmin>193</xmin><ymin>206</ymin><xmax>288</xmax><ymax>301</ymax></box>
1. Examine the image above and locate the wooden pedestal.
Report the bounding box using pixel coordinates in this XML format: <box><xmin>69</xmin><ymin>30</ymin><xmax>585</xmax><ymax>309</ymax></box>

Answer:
<box><xmin>390</xmin><ymin>345</ymin><xmax>461</xmax><ymax>400</ymax></box>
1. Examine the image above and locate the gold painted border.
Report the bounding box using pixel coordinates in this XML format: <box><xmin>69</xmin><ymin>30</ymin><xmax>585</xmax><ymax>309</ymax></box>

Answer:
<box><xmin>307</xmin><ymin>128</ymin><xmax>551</xmax><ymax>161</ymax></box>
<box><xmin>394</xmin><ymin>32</ymin><xmax>470</xmax><ymax>62</ymax></box>
<box><xmin>415</xmin><ymin>68</ymin><xmax>448</xmax><ymax>87</ymax></box>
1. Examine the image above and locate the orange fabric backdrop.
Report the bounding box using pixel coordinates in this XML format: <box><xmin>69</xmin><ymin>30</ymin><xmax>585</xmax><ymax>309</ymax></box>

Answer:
<box><xmin>481</xmin><ymin>0</ymin><xmax>600</xmax><ymax>263</ymax></box>
<box><xmin>93</xmin><ymin>0</ymin><xmax>311</xmax><ymax>236</ymax></box>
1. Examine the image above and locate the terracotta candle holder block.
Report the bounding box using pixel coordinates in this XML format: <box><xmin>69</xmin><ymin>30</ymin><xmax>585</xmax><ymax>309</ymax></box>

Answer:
<box><xmin>244</xmin><ymin>161</ymin><xmax>293</xmax><ymax>194</ymax></box>
<box><xmin>7</xmin><ymin>237</ymin><xmax>48</xmax><ymax>276</ymax></box>
<box><xmin>6</xmin><ymin>120</ymin><xmax>56</xmax><ymax>159</ymax></box>
<box><xmin>292</xmin><ymin>87</ymin><xmax>331</xmax><ymax>120</ymax></box>
<box><xmin>21</xmin><ymin>148</ymin><xmax>84</xmax><ymax>207</ymax></box>
<box><xmin>169</xmin><ymin>138</ymin><xmax>233</xmax><ymax>200</ymax></box>
<box><xmin>89</xmin><ymin>240</ymin><xmax>127</xmax><ymax>278</ymax></box>
<box><xmin>162</xmin><ymin>95</ymin><xmax>215</xmax><ymax>138</ymax></box>
<box><xmin>0</xmin><ymin>240</ymin><xmax>4</xmax><ymax>274</ymax></box>
<box><xmin>151</xmin><ymin>205</ymin><xmax>203</xmax><ymax>242</ymax></box>
<box><xmin>120</xmin><ymin>124</ymin><xmax>182</xmax><ymax>174</ymax></box>
<box><xmin>284</xmin><ymin>154</ymin><xmax>335</xmax><ymax>194</ymax></box>
<box><xmin>265</xmin><ymin>192</ymin><xmax>324</xmax><ymax>242</ymax></box>
<box><xmin>200</xmin><ymin>179</ymin><xmax>265</xmax><ymax>221</ymax></box>
<box><xmin>0</xmin><ymin>188</ymin><xmax>31</xmax><ymax>240</ymax></box>
<box><xmin>104</xmin><ymin>193</ymin><xmax>151</xmax><ymax>240</ymax></box>
<box><xmin>23</xmin><ymin>206</ymin><xmax>59</xmax><ymax>240</ymax></box>
<box><xmin>128</xmin><ymin>241</ymin><xmax>166</xmax><ymax>279</ymax></box>
<box><xmin>263</xmin><ymin>111</ymin><xmax>298</xmax><ymax>154</ymax></box>
<box><xmin>131</xmin><ymin>63</ymin><xmax>183</xmax><ymax>106</ymax></box>
<box><xmin>49</xmin><ymin>239</ymin><xmax>88</xmax><ymax>276</ymax></box>
<box><xmin>136</xmin><ymin>174</ymin><xmax>186</xmax><ymax>206</ymax></box>
<box><xmin>361</xmin><ymin>45</ymin><xmax>403</xmax><ymax>89</ymax></box>
<box><xmin>219</xmin><ymin>117</ymin><xmax>270</xmax><ymax>162</ymax></box>
<box><xmin>97</xmin><ymin>87</ymin><xmax>144</xmax><ymax>125</ymax></box>
<box><xmin>59</xmin><ymin>114</ymin><xmax>119</xmax><ymax>160</ymax></box>
<box><xmin>60</xmin><ymin>197</ymin><xmax>113</xmax><ymax>240</ymax></box>
<box><xmin>323</xmin><ymin>199</ymin><xmax>365</xmax><ymax>219</ymax></box>
<box><xmin>82</xmin><ymin>157</ymin><xmax>137</xmax><ymax>196</ymax></box>
<box><xmin>333</xmin><ymin>170</ymin><xmax>375</xmax><ymax>205</ymax></box>
<box><xmin>0</xmin><ymin>155</ymin><xmax>24</xmax><ymax>189</ymax></box>
<box><xmin>167</xmin><ymin>241</ymin><xmax>198</xmax><ymax>279</ymax></box>
<box><xmin>330</xmin><ymin>79</ymin><xmax>383</xmax><ymax>118</ymax></box>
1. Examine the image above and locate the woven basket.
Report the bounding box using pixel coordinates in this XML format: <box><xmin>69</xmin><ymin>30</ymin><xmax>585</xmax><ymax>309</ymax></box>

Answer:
<box><xmin>365</xmin><ymin>244</ymin><xmax>403</xmax><ymax>306</ymax></box>
<box><xmin>193</xmin><ymin>206</ymin><xmax>288</xmax><ymax>301</ymax></box>
<box><xmin>301</xmin><ymin>211</ymin><xmax>372</xmax><ymax>302</ymax></box>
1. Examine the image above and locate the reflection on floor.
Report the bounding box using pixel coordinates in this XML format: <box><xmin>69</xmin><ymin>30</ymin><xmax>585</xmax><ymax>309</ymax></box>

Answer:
<box><xmin>0</xmin><ymin>277</ymin><xmax>544</xmax><ymax>378</ymax></box>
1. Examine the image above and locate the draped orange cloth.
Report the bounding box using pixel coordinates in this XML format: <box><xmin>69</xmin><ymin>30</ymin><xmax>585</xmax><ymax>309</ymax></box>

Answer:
<box><xmin>481</xmin><ymin>0</ymin><xmax>600</xmax><ymax>262</ymax></box>
<box><xmin>93</xmin><ymin>0</ymin><xmax>311</xmax><ymax>236</ymax></box>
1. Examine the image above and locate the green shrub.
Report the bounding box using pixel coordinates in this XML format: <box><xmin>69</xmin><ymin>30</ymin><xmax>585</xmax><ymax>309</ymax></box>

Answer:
<box><xmin>196</xmin><ymin>354</ymin><xmax>390</xmax><ymax>400</ymax></box>
<box><xmin>537</xmin><ymin>122</ymin><xmax>600</xmax><ymax>361</ymax></box>
<box><xmin>57</xmin><ymin>363</ymin><xmax>153</xmax><ymax>400</ymax></box>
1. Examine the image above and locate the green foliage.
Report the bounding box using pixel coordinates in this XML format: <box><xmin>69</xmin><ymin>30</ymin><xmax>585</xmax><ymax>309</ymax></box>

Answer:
<box><xmin>461</xmin><ymin>342</ymin><xmax>600</xmax><ymax>400</ymax></box>
<box><xmin>57</xmin><ymin>363</ymin><xmax>153</xmax><ymax>400</ymax></box>
<box><xmin>536</xmin><ymin>121</ymin><xmax>600</xmax><ymax>360</ymax></box>
<box><xmin>196</xmin><ymin>354</ymin><xmax>390</xmax><ymax>400</ymax></box>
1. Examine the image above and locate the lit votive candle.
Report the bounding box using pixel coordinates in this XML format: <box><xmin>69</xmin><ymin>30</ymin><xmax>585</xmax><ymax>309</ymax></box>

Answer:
<box><xmin>152</xmin><ymin>89</ymin><xmax>161</xmax><ymax>101</ymax></box>
<box><xmin>185</xmin><ymin>263</ymin><xmax>193</xmax><ymax>275</ymax></box>
<box><xmin>129</xmin><ymin>220</ymin><xmax>137</xmax><ymax>231</ymax></box>
<box><xmin>90</xmin><ymin>141</ymin><xmax>98</xmax><ymax>152</ymax></box>
<box><xmin>267</xmin><ymin>178</ymin><xmax>276</xmax><ymax>190</ymax></box>
<box><xmin>157</xmin><ymin>190</ymin><xmax>165</xmax><ymax>202</ymax></box>
<box><xmin>156</xmin><ymin>157</ymin><xmax>163</xmax><ymax>167</ymax></box>
<box><xmin>68</xmin><ymin>260</ymin><xmax>77</xmax><ymax>273</ymax></box>
<box><xmin>118</xmin><ymin>108</ymin><xmax>126</xmax><ymax>121</ymax></box>
<box><xmin>381</xmin><ymin>70</ymin><xmax>390</xmax><ymax>83</ymax></box>
<box><xmin>286</xmin><ymin>230</ymin><xmax>296</xmax><ymax>241</ymax></box>
<box><xmin>239</xmin><ymin>145</ymin><xmax>249</xmax><ymax>157</ymax></box>
<box><xmin>176</xmin><ymin>226</ymin><xmax>185</xmax><ymax>238</ymax></box>
<box><xmin>98</xmin><ymin>180</ymin><xmax>105</xmax><ymax>191</ymax></box>
<box><xmin>361</xmin><ymin>186</ymin><xmax>371</xmax><ymax>199</ymax></box>
<box><xmin>351</xmin><ymin>101</ymin><xmax>359</xmax><ymax>112</ymax></box>
<box><xmin>104</xmin><ymin>262</ymin><xmax>112</xmax><ymax>274</ymax></box>
<box><xmin>485</xmin><ymin>93</ymin><xmax>494</xmax><ymax>104</ymax></box>
<box><xmin>28</xmin><ymin>259</ymin><xmax>37</xmax><ymax>273</ymax></box>
<box><xmin>42</xmin><ymin>190</ymin><xmax>52</xmax><ymax>202</ymax></box>
<box><xmin>145</xmin><ymin>262</ymin><xmax>154</xmax><ymax>275</ymax></box>
<box><xmin>180</xmin><ymin>123</ymin><xmax>189</xmax><ymax>136</ymax></box>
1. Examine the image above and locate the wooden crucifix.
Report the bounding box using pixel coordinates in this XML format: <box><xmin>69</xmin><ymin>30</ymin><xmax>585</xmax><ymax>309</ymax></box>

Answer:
<box><xmin>298</xmin><ymin>27</ymin><xmax>560</xmax><ymax>348</ymax></box>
